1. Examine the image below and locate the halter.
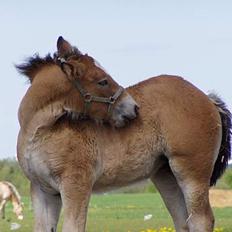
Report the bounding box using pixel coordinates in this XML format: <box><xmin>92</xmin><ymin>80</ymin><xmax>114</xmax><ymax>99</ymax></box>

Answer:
<box><xmin>57</xmin><ymin>57</ymin><xmax>124</xmax><ymax>118</ymax></box>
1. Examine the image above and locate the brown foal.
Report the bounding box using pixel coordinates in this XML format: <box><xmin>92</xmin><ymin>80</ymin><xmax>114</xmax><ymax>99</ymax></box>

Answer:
<box><xmin>17</xmin><ymin>37</ymin><xmax>231</xmax><ymax>232</ymax></box>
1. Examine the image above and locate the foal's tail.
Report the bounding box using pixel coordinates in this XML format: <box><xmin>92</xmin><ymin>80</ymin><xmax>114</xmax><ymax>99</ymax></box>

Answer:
<box><xmin>208</xmin><ymin>93</ymin><xmax>232</xmax><ymax>186</ymax></box>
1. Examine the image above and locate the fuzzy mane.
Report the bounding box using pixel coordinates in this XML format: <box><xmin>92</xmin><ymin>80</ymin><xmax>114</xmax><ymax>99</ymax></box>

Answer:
<box><xmin>16</xmin><ymin>54</ymin><xmax>55</xmax><ymax>83</ymax></box>
<box><xmin>16</xmin><ymin>47</ymin><xmax>82</xmax><ymax>83</ymax></box>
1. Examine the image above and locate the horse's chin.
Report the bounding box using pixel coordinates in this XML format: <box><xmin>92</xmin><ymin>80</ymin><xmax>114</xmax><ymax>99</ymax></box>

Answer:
<box><xmin>113</xmin><ymin>121</ymin><xmax>126</xmax><ymax>128</ymax></box>
<box><xmin>111</xmin><ymin>105</ymin><xmax>139</xmax><ymax>128</ymax></box>
<box><xmin>111</xmin><ymin>117</ymin><xmax>131</xmax><ymax>128</ymax></box>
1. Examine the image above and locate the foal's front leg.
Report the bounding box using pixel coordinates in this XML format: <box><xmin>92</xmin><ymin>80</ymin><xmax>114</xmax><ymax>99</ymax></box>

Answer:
<box><xmin>31</xmin><ymin>183</ymin><xmax>62</xmax><ymax>232</ymax></box>
<box><xmin>60</xmin><ymin>171</ymin><xmax>93</xmax><ymax>232</ymax></box>
<box><xmin>0</xmin><ymin>199</ymin><xmax>7</xmax><ymax>219</ymax></box>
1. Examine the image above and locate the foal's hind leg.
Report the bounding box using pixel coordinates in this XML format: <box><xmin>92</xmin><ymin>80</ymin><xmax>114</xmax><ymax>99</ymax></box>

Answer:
<box><xmin>2</xmin><ymin>204</ymin><xmax>5</xmax><ymax>219</ymax></box>
<box><xmin>31</xmin><ymin>183</ymin><xmax>62</xmax><ymax>232</ymax></box>
<box><xmin>151</xmin><ymin>164</ymin><xmax>189</xmax><ymax>232</ymax></box>
<box><xmin>169</xmin><ymin>157</ymin><xmax>214</xmax><ymax>232</ymax></box>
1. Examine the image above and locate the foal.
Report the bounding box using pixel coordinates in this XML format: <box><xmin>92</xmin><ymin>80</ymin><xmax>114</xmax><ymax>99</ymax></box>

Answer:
<box><xmin>17</xmin><ymin>37</ymin><xmax>231</xmax><ymax>232</ymax></box>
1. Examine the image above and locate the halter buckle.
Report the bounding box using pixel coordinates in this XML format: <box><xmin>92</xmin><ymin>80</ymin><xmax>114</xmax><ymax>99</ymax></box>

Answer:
<box><xmin>84</xmin><ymin>93</ymin><xmax>93</xmax><ymax>102</ymax></box>
<box><xmin>109</xmin><ymin>96</ymin><xmax>115</xmax><ymax>104</ymax></box>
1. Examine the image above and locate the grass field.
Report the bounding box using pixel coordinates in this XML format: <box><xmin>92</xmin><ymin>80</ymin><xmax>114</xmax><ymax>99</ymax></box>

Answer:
<box><xmin>0</xmin><ymin>193</ymin><xmax>231</xmax><ymax>232</ymax></box>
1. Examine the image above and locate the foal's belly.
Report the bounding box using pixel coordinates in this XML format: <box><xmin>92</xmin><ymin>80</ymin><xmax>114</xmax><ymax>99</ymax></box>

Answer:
<box><xmin>93</xmin><ymin>151</ymin><xmax>164</xmax><ymax>192</ymax></box>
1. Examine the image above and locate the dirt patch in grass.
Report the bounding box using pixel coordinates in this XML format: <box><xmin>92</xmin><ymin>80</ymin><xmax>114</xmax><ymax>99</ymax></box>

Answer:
<box><xmin>210</xmin><ymin>189</ymin><xmax>232</xmax><ymax>208</ymax></box>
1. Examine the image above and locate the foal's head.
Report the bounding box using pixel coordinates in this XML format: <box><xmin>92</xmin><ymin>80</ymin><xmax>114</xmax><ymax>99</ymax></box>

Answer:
<box><xmin>17</xmin><ymin>37</ymin><xmax>139</xmax><ymax>127</ymax></box>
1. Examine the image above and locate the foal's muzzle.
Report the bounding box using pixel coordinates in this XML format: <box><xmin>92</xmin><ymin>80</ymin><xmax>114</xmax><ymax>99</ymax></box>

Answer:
<box><xmin>112</xmin><ymin>95</ymin><xmax>139</xmax><ymax>127</ymax></box>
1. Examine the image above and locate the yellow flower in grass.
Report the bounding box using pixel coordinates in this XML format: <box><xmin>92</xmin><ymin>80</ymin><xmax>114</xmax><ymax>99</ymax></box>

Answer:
<box><xmin>157</xmin><ymin>227</ymin><xmax>175</xmax><ymax>232</ymax></box>
<box><xmin>139</xmin><ymin>228</ymin><xmax>175</xmax><ymax>232</ymax></box>
<box><xmin>138</xmin><ymin>227</ymin><xmax>223</xmax><ymax>232</ymax></box>
<box><xmin>168</xmin><ymin>228</ymin><xmax>175</xmax><ymax>232</ymax></box>
<box><xmin>167</xmin><ymin>228</ymin><xmax>175</xmax><ymax>232</ymax></box>
<box><xmin>214</xmin><ymin>228</ymin><xmax>224</xmax><ymax>232</ymax></box>
<box><xmin>146</xmin><ymin>229</ymin><xmax>155</xmax><ymax>232</ymax></box>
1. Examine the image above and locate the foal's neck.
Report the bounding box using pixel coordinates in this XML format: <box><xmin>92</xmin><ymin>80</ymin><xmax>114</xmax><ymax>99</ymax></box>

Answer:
<box><xmin>18</xmin><ymin>65</ymin><xmax>77</xmax><ymax>138</ymax></box>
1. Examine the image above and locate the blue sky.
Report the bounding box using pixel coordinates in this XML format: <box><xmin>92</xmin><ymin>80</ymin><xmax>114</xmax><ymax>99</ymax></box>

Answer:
<box><xmin>1</xmin><ymin>1</ymin><xmax>232</xmax><ymax>158</ymax></box>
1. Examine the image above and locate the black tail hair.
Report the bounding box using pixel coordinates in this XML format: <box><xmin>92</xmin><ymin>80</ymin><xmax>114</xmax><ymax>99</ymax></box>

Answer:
<box><xmin>208</xmin><ymin>93</ymin><xmax>232</xmax><ymax>186</ymax></box>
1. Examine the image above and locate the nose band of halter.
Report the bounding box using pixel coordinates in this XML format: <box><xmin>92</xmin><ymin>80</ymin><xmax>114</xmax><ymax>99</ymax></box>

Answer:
<box><xmin>79</xmin><ymin>84</ymin><xmax>124</xmax><ymax>117</ymax></box>
<box><xmin>57</xmin><ymin>57</ymin><xmax>124</xmax><ymax>117</ymax></box>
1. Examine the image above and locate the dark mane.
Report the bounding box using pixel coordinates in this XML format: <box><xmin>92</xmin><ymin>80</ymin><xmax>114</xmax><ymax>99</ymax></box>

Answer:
<box><xmin>16</xmin><ymin>54</ymin><xmax>55</xmax><ymax>83</ymax></box>
<box><xmin>16</xmin><ymin>47</ymin><xmax>82</xmax><ymax>83</ymax></box>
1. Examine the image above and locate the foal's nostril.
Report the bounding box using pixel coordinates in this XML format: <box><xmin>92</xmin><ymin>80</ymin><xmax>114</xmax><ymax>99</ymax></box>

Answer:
<box><xmin>134</xmin><ymin>105</ymin><xmax>139</xmax><ymax>116</ymax></box>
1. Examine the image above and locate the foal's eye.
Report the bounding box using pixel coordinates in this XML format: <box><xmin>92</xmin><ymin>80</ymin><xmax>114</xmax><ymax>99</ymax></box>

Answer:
<box><xmin>98</xmin><ymin>79</ymin><xmax>108</xmax><ymax>87</ymax></box>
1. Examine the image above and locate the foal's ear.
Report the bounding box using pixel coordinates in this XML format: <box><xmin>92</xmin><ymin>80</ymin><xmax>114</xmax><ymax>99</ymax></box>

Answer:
<box><xmin>57</xmin><ymin>36</ymin><xmax>73</xmax><ymax>57</ymax></box>
<box><xmin>61</xmin><ymin>60</ymin><xmax>85</xmax><ymax>79</ymax></box>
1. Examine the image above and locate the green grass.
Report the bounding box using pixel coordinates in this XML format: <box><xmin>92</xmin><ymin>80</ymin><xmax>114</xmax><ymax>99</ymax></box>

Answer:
<box><xmin>0</xmin><ymin>193</ymin><xmax>231</xmax><ymax>232</ymax></box>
